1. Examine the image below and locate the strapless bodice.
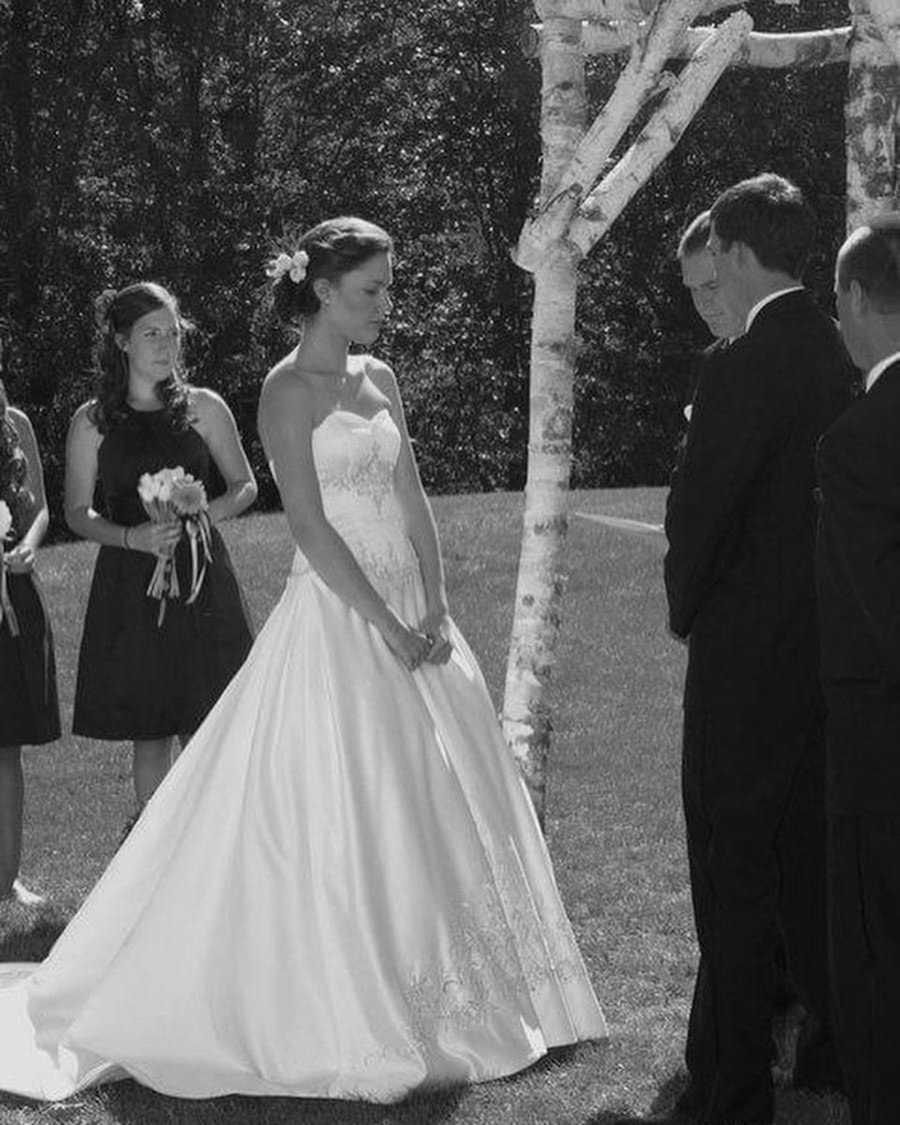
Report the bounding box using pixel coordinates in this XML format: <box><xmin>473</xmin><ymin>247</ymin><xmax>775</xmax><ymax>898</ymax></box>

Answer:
<box><xmin>290</xmin><ymin>409</ymin><xmax>420</xmax><ymax>600</ymax></box>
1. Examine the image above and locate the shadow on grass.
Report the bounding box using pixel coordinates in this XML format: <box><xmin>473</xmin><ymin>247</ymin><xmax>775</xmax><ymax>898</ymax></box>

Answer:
<box><xmin>585</xmin><ymin>1068</ymin><xmax>690</xmax><ymax>1123</ymax></box>
<box><xmin>0</xmin><ymin>899</ymin><xmax>67</xmax><ymax>962</ymax></box>
<box><xmin>103</xmin><ymin>1078</ymin><xmax>466</xmax><ymax>1125</ymax></box>
<box><xmin>650</xmin><ymin>1070</ymin><xmax>691</xmax><ymax>1114</ymax></box>
<box><xmin>585</xmin><ymin>1071</ymin><xmax>852</xmax><ymax>1125</ymax></box>
<box><xmin>523</xmin><ymin>1042</ymin><xmax>580</xmax><ymax>1074</ymax></box>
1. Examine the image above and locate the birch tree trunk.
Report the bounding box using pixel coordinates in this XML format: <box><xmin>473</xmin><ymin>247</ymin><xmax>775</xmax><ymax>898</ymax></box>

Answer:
<box><xmin>846</xmin><ymin>0</ymin><xmax>899</xmax><ymax>230</ymax></box>
<box><xmin>504</xmin><ymin>0</ymin><xmax>859</xmax><ymax>825</ymax></box>
<box><xmin>868</xmin><ymin>0</ymin><xmax>900</xmax><ymax>68</ymax></box>
<box><xmin>503</xmin><ymin>0</ymin><xmax>747</xmax><ymax>824</ymax></box>
<box><xmin>501</xmin><ymin>9</ymin><xmax>585</xmax><ymax>824</ymax></box>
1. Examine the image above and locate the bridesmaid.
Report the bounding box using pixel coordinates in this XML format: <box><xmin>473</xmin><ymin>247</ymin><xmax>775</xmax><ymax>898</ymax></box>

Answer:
<box><xmin>0</xmin><ymin>368</ymin><xmax>61</xmax><ymax>904</ymax></box>
<box><xmin>65</xmin><ymin>282</ymin><xmax>256</xmax><ymax>816</ymax></box>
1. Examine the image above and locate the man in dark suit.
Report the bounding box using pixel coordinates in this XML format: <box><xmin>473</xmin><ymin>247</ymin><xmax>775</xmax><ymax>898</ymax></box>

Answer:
<box><xmin>676</xmin><ymin>206</ymin><xmax>806</xmax><ymax>1081</ymax></box>
<box><xmin>664</xmin><ymin>174</ymin><xmax>853</xmax><ymax>1125</ymax></box>
<box><xmin>816</xmin><ymin>216</ymin><xmax>900</xmax><ymax>1125</ymax></box>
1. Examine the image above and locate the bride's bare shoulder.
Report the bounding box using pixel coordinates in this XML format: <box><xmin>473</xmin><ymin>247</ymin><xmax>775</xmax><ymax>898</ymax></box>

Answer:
<box><xmin>261</xmin><ymin>353</ymin><xmax>306</xmax><ymax>402</ymax></box>
<box><xmin>356</xmin><ymin>354</ymin><xmax>398</xmax><ymax>406</ymax></box>
<box><xmin>262</xmin><ymin>349</ymin><xmax>296</xmax><ymax>386</ymax></box>
<box><xmin>259</xmin><ymin>357</ymin><xmax>315</xmax><ymax>433</ymax></box>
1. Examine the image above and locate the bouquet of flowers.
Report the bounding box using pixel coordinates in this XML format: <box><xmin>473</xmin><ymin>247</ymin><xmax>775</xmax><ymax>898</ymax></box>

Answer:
<box><xmin>0</xmin><ymin>499</ymin><xmax>20</xmax><ymax>636</ymax></box>
<box><xmin>137</xmin><ymin>467</ymin><xmax>213</xmax><ymax>626</ymax></box>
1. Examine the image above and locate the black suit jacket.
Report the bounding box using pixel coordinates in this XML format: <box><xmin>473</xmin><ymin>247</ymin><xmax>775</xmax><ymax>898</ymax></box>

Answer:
<box><xmin>816</xmin><ymin>358</ymin><xmax>900</xmax><ymax>688</ymax></box>
<box><xmin>665</xmin><ymin>290</ymin><xmax>854</xmax><ymax>723</ymax></box>
<box><xmin>675</xmin><ymin>337</ymin><xmax>732</xmax><ymax>454</ymax></box>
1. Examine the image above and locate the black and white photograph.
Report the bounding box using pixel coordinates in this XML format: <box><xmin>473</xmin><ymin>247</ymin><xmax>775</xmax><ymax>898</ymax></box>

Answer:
<box><xmin>0</xmin><ymin>2</ymin><xmax>896</xmax><ymax>1124</ymax></box>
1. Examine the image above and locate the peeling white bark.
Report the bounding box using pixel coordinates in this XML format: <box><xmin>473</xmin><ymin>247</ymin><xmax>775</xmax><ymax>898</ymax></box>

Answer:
<box><xmin>569</xmin><ymin>10</ymin><xmax>753</xmax><ymax>256</ymax></box>
<box><xmin>868</xmin><ymin>0</ymin><xmax>900</xmax><ymax>70</ymax></box>
<box><xmin>534</xmin><ymin>0</ymin><xmax>742</xmax><ymax>19</ymax></box>
<box><xmin>571</xmin><ymin>23</ymin><xmax>851</xmax><ymax>67</ymax></box>
<box><xmin>517</xmin><ymin>0</ymin><xmax>708</xmax><ymax>272</ymax></box>
<box><xmin>502</xmin><ymin>15</ymin><xmax>586</xmax><ymax>824</ymax></box>
<box><xmin>846</xmin><ymin>0</ymin><xmax>899</xmax><ymax>230</ymax></box>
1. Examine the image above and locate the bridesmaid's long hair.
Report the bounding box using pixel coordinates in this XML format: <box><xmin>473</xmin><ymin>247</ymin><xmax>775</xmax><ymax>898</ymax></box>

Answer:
<box><xmin>90</xmin><ymin>282</ymin><xmax>192</xmax><ymax>434</ymax></box>
<box><xmin>270</xmin><ymin>216</ymin><xmax>393</xmax><ymax>325</ymax></box>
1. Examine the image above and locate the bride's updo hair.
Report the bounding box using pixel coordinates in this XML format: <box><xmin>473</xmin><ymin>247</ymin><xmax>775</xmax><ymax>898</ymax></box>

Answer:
<box><xmin>270</xmin><ymin>216</ymin><xmax>392</xmax><ymax>324</ymax></box>
<box><xmin>90</xmin><ymin>281</ymin><xmax>192</xmax><ymax>434</ymax></box>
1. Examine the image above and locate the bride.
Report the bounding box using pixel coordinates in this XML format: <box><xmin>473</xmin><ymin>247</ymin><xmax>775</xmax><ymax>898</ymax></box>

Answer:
<box><xmin>0</xmin><ymin>216</ymin><xmax>606</xmax><ymax>1103</ymax></box>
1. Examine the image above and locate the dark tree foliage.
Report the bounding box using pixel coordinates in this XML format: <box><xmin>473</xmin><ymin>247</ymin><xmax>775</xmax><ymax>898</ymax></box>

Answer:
<box><xmin>0</xmin><ymin>0</ymin><xmax>852</xmax><ymax>533</ymax></box>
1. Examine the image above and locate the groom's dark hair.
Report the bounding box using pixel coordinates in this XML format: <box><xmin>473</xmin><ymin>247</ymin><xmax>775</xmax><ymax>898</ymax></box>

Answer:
<box><xmin>710</xmin><ymin>173</ymin><xmax>815</xmax><ymax>278</ymax></box>
<box><xmin>836</xmin><ymin>215</ymin><xmax>900</xmax><ymax>313</ymax></box>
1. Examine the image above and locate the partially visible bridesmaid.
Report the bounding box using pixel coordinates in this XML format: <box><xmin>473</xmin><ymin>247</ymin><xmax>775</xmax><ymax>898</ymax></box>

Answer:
<box><xmin>0</xmin><ymin>362</ymin><xmax>61</xmax><ymax>905</ymax></box>
<box><xmin>65</xmin><ymin>283</ymin><xmax>256</xmax><ymax>819</ymax></box>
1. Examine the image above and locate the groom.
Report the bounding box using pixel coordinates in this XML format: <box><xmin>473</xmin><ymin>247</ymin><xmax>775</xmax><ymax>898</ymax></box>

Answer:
<box><xmin>664</xmin><ymin>174</ymin><xmax>853</xmax><ymax>1125</ymax></box>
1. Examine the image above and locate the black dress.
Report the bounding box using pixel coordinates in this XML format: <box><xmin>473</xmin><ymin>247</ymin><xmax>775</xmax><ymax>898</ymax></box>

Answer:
<box><xmin>73</xmin><ymin>406</ymin><xmax>253</xmax><ymax>741</ymax></box>
<box><xmin>0</xmin><ymin>537</ymin><xmax>61</xmax><ymax>748</ymax></box>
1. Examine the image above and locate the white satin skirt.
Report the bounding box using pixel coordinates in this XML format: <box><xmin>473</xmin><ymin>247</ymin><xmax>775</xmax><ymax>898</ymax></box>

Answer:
<box><xmin>0</xmin><ymin>562</ymin><xmax>606</xmax><ymax>1102</ymax></box>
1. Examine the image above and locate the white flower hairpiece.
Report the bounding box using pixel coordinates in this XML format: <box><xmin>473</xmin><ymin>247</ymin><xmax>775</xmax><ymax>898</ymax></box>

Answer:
<box><xmin>265</xmin><ymin>249</ymin><xmax>309</xmax><ymax>284</ymax></box>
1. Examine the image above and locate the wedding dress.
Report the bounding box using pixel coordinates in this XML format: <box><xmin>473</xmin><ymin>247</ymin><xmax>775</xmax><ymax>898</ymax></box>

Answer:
<box><xmin>0</xmin><ymin>407</ymin><xmax>606</xmax><ymax>1102</ymax></box>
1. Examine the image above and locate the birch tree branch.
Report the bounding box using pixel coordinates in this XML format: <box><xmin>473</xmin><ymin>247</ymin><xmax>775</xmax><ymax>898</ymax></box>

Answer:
<box><xmin>534</xmin><ymin>0</ymin><xmax>743</xmax><ymax>18</ymax></box>
<box><xmin>517</xmin><ymin>0</ymin><xmax>709</xmax><ymax>272</ymax></box>
<box><xmin>564</xmin><ymin>23</ymin><xmax>851</xmax><ymax>66</ymax></box>
<box><xmin>568</xmin><ymin>9</ymin><xmax>753</xmax><ymax>257</ymax></box>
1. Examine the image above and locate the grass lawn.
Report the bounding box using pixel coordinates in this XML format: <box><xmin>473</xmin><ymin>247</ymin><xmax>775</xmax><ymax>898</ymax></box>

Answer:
<box><xmin>0</xmin><ymin>489</ymin><xmax>848</xmax><ymax>1125</ymax></box>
